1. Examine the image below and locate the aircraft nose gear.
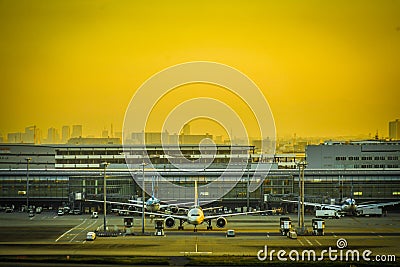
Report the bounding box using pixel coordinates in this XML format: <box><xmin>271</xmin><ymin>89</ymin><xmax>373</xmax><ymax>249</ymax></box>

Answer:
<box><xmin>194</xmin><ymin>226</ymin><xmax>198</xmax><ymax>232</ymax></box>
<box><xmin>207</xmin><ymin>220</ymin><xmax>213</xmax><ymax>230</ymax></box>
<box><xmin>178</xmin><ymin>219</ymin><xmax>184</xmax><ymax>230</ymax></box>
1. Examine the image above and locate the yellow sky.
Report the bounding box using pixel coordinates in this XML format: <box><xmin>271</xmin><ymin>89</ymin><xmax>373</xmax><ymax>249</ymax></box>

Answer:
<box><xmin>0</xmin><ymin>0</ymin><xmax>399</xmax><ymax>139</ymax></box>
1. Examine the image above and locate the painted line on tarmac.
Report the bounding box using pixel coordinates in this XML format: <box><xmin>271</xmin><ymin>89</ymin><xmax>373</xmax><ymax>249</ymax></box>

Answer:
<box><xmin>304</xmin><ymin>238</ymin><xmax>313</xmax><ymax>245</ymax></box>
<box><xmin>332</xmin><ymin>232</ymin><xmax>337</xmax><ymax>237</ymax></box>
<box><xmin>314</xmin><ymin>239</ymin><xmax>322</xmax><ymax>246</ymax></box>
<box><xmin>180</xmin><ymin>252</ymin><xmax>213</xmax><ymax>255</ymax></box>
<box><xmin>69</xmin><ymin>219</ymin><xmax>98</xmax><ymax>243</ymax></box>
<box><xmin>371</xmin><ymin>231</ymin><xmax>383</xmax><ymax>238</ymax></box>
<box><xmin>297</xmin><ymin>239</ymin><xmax>304</xmax><ymax>246</ymax></box>
<box><xmin>55</xmin><ymin>219</ymin><xmax>88</xmax><ymax>242</ymax></box>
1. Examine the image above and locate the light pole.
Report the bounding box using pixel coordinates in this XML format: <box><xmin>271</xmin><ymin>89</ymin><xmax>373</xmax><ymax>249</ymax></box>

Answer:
<box><xmin>297</xmin><ymin>161</ymin><xmax>307</xmax><ymax>233</ymax></box>
<box><xmin>25</xmin><ymin>157</ymin><xmax>32</xmax><ymax>211</ymax></box>
<box><xmin>141</xmin><ymin>162</ymin><xmax>146</xmax><ymax>234</ymax></box>
<box><xmin>101</xmin><ymin>162</ymin><xmax>109</xmax><ymax>232</ymax></box>
<box><xmin>247</xmin><ymin>160</ymin><xmax>250</xmax><ymax>212</ymax></box>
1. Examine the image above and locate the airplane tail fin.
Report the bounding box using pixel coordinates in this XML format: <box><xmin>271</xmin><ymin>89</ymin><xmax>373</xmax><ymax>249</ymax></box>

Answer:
<box><xmin>194</xmin><ymin>180</ymin><xmax>199</xmax><ymax>207</ymax></box>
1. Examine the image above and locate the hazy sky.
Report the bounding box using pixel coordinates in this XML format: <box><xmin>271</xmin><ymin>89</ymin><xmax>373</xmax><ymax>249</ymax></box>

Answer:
<box><xmin>0</xmin><ymin>0</ymin><xmax>399</xmax><ymax>139</ymax></box>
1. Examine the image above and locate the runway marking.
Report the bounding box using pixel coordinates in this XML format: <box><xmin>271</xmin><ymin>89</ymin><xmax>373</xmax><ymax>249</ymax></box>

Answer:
<box><xmin>298</xmin><ymin>239</ymin><xmax>304</xmax><ymax>246</ymax></box>
<box><xmin>304</xmin><ymin>238</ymin><xmax>313</xmax><ymax>245</ymax></box>
<box><xmin>314</xmin><ymin>239</ymin><xmax>322</xmax><ymax>246</ymax></box>
<box><xmin>371</xmin><ymin>231</ymin><xmax>383</xmax><ymax>238</ymax></box>
<box><xmin>55</xmin><ymin>219</ymin><xmax>87</xmax><ymax>242</ymax></box>
<box><xmin>180</xmin><ymin>242</ymin><xmax>212</xmax><ymax>255</ymax></box>
<box><xmin>69</xmin><ymin>219</ymin><xmax>98</xmax><ymax>243</ymax></box>
<box><xmin>332</xmin><ymin>232</ymin><xmax>337</xmax><ymax>237</ymax></box>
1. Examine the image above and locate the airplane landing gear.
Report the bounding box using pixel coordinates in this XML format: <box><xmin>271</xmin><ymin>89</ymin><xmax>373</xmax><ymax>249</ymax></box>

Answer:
<box><xmin>194</xmin><ymin>226</ymin><xmax>197</xmax><ymax>232</ymax></box>
<box><xmin>207</xmin><ymin>221</ymin><xmax>213</xmax><ymax>230</ymax></box>
<box><xmin>178</xmin><ymin>219</ymin><xmax>184</xmax><ymax>230</ymax></box>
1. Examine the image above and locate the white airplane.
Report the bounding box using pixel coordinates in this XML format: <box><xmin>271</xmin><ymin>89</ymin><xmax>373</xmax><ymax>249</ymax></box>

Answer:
<box><xmin>282</xmin><ymin>197</ymin><xmax>400</xmax><ymax>215</ymax></box>
<box><xmin>88</xmin><ymin>192</ymin><xmax>191</xmax><ymax>213</ymax></box>
<box><xmin>131</xmin><ymin>180</ymin><xmax>270</xmax><ymax>232</ymax></box>
<box><xmin>87</xmin><ymin>177</ymin><xmax>213</xmax><ymax>214</ymax></box>
<box><xmin>126</xmin><ymin>177</ymin><xmax>205</xmax><ymax>213</ymax></box>
<box><xmin>128</xmin><ymin>196</ymin><xmax>194</xmax><ymax>213</ymax></box>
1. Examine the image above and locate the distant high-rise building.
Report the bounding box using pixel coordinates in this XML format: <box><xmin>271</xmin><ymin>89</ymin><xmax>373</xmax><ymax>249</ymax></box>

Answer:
<box><xmin>61</xmin><ymin>126</ymin><xmax>70</xmax><ymax>143</ymax></box>
<box><xmin>5</xmin><ymin>127</ymin><xmax>41</xmax><ymax>144</ymax></box>
<box><xmin>71</xmin><ymin>125</ymin><xmax>82</xmax><ymax>138</ymax></box>
<box><xmin>46</xmin><ymin>127</ymin><xmax>60</xmax><ymax>144</ymax></box>
<box><xmin>7</xmin><ymin>132</ymin><xmax>22</xmax><ymax>143</ymax></box>
<box><xmin>389</xmin><ymin>119</ymin><xmax>400</xmax><ymax>140</ymax></box>
<box><xmin>24</xmin><ymin>126</ymin><xmax>35</xmax><ymax>143</ymax></box>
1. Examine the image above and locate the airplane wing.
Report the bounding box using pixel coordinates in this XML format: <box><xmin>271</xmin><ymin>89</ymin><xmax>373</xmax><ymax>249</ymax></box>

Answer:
<box><xmin>161</xmin><ymin>200</ymin><xmax>218</xmax><ymax>209</ymax></box>
<box><xmin>204</xmin><ymin>209</ymin><xmax>273</xmax><ymax>220</ymax></box>
<box><xmin>128</xmin><ymin>200</ymin><xmax>143</xmax><ymax>204</ymax></box>
<box><xmin>202</xmin><ymin>206</ymin><xmax>223</xmax><ymax>212</ymax></box>
<box><xmin>86</xmin><ymin>199</ymin><xmax>143</xmax><ymax>209</ymax></box>
<box><xmin>357</xmin><ymin>201</ymin><xmax>400</xmax><ymax>209</ymax></box>
<box><xmin>124</xmin><ymin>209</ymin><xmax>188</xmax><ymax>220</ymax></box>
<box><xmin>281</xmin><ymin>199</ymin><xmax>342</xmax><ymax>211</ymax></box>
<box><xmin>87</xmin><ymin>199</ymin><xmax>188</xmax><ymax>212</ymax></box>
<box><xmin>159</xmin><ymin>201</ymin><xmax>195</xmax><ymax>209</ymax></box>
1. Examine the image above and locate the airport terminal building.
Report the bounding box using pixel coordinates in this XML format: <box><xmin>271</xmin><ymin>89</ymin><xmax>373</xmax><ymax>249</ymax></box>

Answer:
<box><xmin>0</xmin><ymin>141</ymin><xmax>399</xmax><ymax>212</ymax></box>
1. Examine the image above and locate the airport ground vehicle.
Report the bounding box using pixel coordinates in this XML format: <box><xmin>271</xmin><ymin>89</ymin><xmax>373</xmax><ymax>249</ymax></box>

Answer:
<box><xmin>226</xmin><ymin>229</ymin><xmax>235</xmax><ymax>237</ymax></box>
<box><xmin>86</xmin><ymin>232</ymin><xmax>96</xmax><ymax>241</ymax></box>
<box><xmin>57</xmin><ymin>209</ymin><xmax>64</xmax><ymax>216</ymax></box>
<box><xmin>358</xmin><ymin>208</ymin><xmax>382</xmax><ymax>217</ymax></box>
<box><xmin>315</xmin><ymin>209</ymin><xmax>341</xmax><ymax>219</ymax></box>
<box><xmin>29</xmin><ymin>210</ymin><xmax>35</xmax><ymax>217</ymax></box>
<box><xmin>279</xmin><ymin>217</ymin><xmax>292</xmax><ymax>236</ymax></box>
<box><xmin>91</xmin><ymin>212</ymin><xmax>98</xmax><ymax>218</ymax></box>
<box><xmin>312</xmin><ymin>218</ymin><xmax>325</xmax><ymax>235</ymax></box>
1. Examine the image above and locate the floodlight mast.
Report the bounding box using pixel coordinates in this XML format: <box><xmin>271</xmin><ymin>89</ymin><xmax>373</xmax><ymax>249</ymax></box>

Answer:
<box><xmin>101</xmin><ymin>162</ymin><xmax>109</xmax><ymax>231</ymax></box>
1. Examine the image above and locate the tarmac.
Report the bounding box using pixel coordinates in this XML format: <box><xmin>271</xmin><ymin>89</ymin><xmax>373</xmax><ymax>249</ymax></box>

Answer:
<box><xmin>0</xmin><ymin>211</ymin><xmax>399</xmax><ymax>265</ymax></box>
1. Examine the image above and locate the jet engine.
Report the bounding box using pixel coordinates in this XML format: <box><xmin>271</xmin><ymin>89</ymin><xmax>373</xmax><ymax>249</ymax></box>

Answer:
<box><xmin>216</xmin><ymin>217</ymin><xmax>227</xmax><ymax>228</ymax></box>
<box><xmin>169</xmin><ymin>205</ymin><xmax>179</xmax><ymax>214</ymax></box>
<box><xmin>165</xmin><ymin>217</ymin><xmax>175</xmax><ymax>228</ymax></box>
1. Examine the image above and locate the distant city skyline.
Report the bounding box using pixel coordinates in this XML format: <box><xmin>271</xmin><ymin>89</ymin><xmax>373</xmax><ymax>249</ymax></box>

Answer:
<box><xmin>1</xmin><ymin>2</ymin><xmax>399</xmax><ymax>139</ymax></box>
<box><xmin>1</xmin><ymin>119</ymin><xmax>396</xmax><ymax>145</ymax></box>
